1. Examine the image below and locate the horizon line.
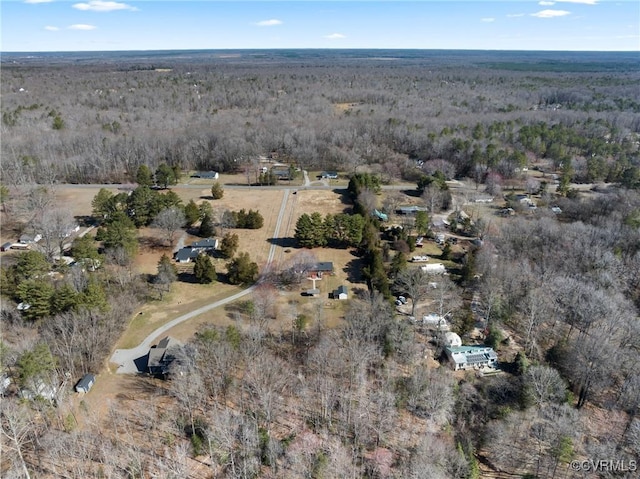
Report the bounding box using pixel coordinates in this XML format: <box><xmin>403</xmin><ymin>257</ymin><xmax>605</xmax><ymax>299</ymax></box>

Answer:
<box><xmin>2</xmin><ymin>47</ymin><xmax>638</xmax><ymax>54</ymax></box>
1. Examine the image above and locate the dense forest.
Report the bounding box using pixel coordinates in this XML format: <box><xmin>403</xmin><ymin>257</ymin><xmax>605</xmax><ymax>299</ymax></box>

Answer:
<box><xmin>1</xmin><ymin>50</ymin><xmax>639</xmax><ymax>478</ymax></box>
<box><xmin>1</xmin><ymin>50</ymin><xmax>639</xmax><ymax>186</ymax></box>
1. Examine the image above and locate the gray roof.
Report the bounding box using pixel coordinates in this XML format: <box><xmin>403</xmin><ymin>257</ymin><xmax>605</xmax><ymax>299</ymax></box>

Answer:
<box><xmin>175</xmin><ymin>247</ymin><xmax>199</xmax><ymax>262</ymax></box>
<box><xmin>194</xmin><ymin>171</ymin><xmax>218</xmax><ymax>178</ymax></box>
<box><xmin>148</xmin><ymin>336</ymin><xmax>182</xmax><ymax>374</ymax></box>
<box><xmin>312</xmin><ymin>262</ymin><xmax>334</xmax><ymax>272</ymax></box>
<box><xmin>396</xmin><ymin>205</ymin><xmax>429</xmax><ymax>215</ymax></box>
<box><xmin>75</xmin><ymin>373</ymin><xmax>95</xmax><ymax>392</ymax></box>
<box><xmin>335</xmin><ymin>285</ymin><xmax>348</xmax><ymax>295</ymax></box>
<box><xmin>191</xmin><ymin>238</ymin><xmax>218</xmax><ymax>249</ymax></box>
<box><xmin>446</xmin><ymin>346</ymin><xmax>498</xmax><ymax>367</ymax></box>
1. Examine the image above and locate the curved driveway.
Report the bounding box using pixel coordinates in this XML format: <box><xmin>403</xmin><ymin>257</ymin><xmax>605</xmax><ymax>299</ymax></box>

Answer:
<box><xmin>110</xmin><ymin>189</ymin><xmax>290</xmax><ymax>374</ymax></box>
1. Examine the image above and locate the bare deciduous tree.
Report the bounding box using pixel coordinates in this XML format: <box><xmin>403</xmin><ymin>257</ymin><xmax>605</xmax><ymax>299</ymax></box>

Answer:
<box><xmin>152</xmin><ymin>206</ymin><xmax>186</xmax><ymax>247</ymax></box>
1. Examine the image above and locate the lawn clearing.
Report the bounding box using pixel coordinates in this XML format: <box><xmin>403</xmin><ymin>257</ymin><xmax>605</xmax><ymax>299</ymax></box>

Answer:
<box><xmin>114</xmin><ymin>281</ymin><xmax>245</xmax><ymax>349</ymax></box>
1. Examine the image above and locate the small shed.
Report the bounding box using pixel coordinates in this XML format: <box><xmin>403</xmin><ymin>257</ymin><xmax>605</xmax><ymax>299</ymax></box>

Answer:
<box><xmin>332</xmin><ymin>285</ymin><xmax>348</xmax><ymax>300</ymax></box>
<box><xmin>1</xmin><ymin>242</ymin><xmax>13</xmax><ymax>252</ymax></box>
<box><xmin>75</xmin><ymin>374</ymin><xmax>95</xmax><ymax>393</ymax></box>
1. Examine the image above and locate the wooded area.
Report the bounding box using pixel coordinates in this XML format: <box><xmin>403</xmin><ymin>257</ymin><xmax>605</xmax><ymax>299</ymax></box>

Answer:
<box><xmin>1</xmin><ymin>50</ymin><xmax>639</xmax><ymax>478</ymax></box>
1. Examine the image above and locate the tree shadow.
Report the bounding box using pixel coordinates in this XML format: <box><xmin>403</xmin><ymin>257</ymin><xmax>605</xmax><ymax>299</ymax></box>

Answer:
<box><xmin>139</xmin><ymin>235</ymin><xmax>169</xmax><ymax>251</ymax></box>
<box><xmin>402</xmin><ymin>188</ymin><xmax>421</xmax><ymax>198</ymax></box>
<box><xmin>267</xmin><ymin>237</ymin><xmax>297</xmax><ymax>248</ymax></box>
<box><xmin>177</xmin><ymin>272</ymin><xmax>199</xmax><ymax>284</ymax></box>
<box><xmin>75</xmin><ymin>215</ymin><xmax>96</xmax><ymax>227</ymax></box>
<box><xmin>334</xmin><ymin>188</ymin><xmax>353</xmax><ymax>206</ymax></box>
<box><xmin>343</xmin><ymin>256</ymin><xmax>365</xmax><ymax>283</ymax></box>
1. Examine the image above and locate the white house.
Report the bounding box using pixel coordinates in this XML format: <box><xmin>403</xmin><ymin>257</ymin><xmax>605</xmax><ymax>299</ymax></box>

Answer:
<box><xmin>445</xmin><ymin>345</ymin><xmax>498</xmax><ymax>371</ymax></box>
<box><xmin>423</xmin><ymin>314</ymin><xmax>450</xmax><ymax>330</ymax></box>
<box><xmin>420</xmin><ymin>263</ymin><xmax>446</xmax><ymax>274</ymax></box>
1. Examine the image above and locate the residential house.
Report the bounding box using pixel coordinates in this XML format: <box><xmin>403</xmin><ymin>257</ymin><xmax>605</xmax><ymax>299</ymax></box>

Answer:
<box><xmin>396</xmin><ymin>205</ymin><xmax>429</xmax><ymax>216</ymax></box>
<box><xmin>422</xmin><ymin>314</ymin><xmax>450</xmax><ymax>330</ymax></box>
<box><xmin>19</xmin><ymin>379</ymin><xmax>57</xmax><ymax>402</ymax></box>
<box><xmin>271</xmin><ymin>167</ymin><xmax>291</xmax><ymax>180</ymax></box>
<box><xmin>308</xmin><ymin>262</ymin><xmax>334</xmax><ymax>279</ymax></box>
<box><xmin>148</xmin><ymin>336</ymin><xmax>182</xmax><ymax>376</ymax></box>
<box><xmin>193</xmin><ymin>171</ymin><xmax>219</xmax><ymax>179</ymax></box>
<box><xmin>175</xmin><ymin>247</ymin><xmax>200</xmax><ymax>263</ymax></box>
<box><xmin>191</xmin><ymin>238</ymin><xmax>219</xmax><ymax>251</ymax></box>
<box><xmin>420</xmin><ymin>263</ymin><xmax>446</xmax><ymax>274</ymax></box>
<box><xmin>445</xmin><ymin>345</ymin><xmax>498</xmax><ymax>371</ymax></box>
<box><xmin>19</xmin><ymin>233</ymin><xmax>42</xmax><ymax>244</ymax></box>
<box><xmin>320</xmin><ymin>171</ymin><xmax>338</xmax><ymax>179</ymax></box>
<box><xmin>332</xmin><ymin>285</ymin><xmax>348</xmax><ymax>300</ymax></box>
<box><xmin>75</xmin><ymin>373</ymin><xmax>95</xmax><ymax>393</ymax></box>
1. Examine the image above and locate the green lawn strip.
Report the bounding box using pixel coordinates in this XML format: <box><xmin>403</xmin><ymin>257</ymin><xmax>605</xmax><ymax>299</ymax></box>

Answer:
<box><xmin>116</xmin><ymin>283</ymin><xmax>243</xmax><ymax>349</ymax></box>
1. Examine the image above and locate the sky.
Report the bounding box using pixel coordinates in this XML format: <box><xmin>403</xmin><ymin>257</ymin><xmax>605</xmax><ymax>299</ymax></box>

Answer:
<box><xmin>1</xmin><ymin>0</ymin><xmax>638</xmax><ymax>52</ymax></box>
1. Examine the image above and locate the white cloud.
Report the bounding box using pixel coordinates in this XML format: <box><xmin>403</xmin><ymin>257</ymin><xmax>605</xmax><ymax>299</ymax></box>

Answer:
<box><xmin>554</xmin><ymin>0</ymin><xmax>598</xmax><ymax>4</ymax></box>
<box><xmin>255</xmin><ymin>19</ymin><xmax>283</xmax><ymax>27</ymax></box>
<box><xmin>325</xmin><ymin>33</ymin><xmax>346</xmax><ymax>39</ymax></box>
<box><xmin>507</xmin><ymin>13</ymin><xmax>526</xmax><ymax>18</ymax></box>
<box><xmin>481</xmin><ymin>18</ymin><xmax>495</xmax><ymax>23</ymax></box>
<box><xmin>531</xmin><ymin>9</ymin><xmax>571</xmax><ymax>18</ymax></box>
<box><xmin>44</xmin><ymin>26</ymin><xmax>60</xmax><ymax>31</ymax></box>
<box><xmin>73</xmin><ymin>1</ymin><xmax>138</xmax><ymax>12</ymax></box>
<box><xmin>539</xmin><ymin>1</ymin><xmax>555</xmax><ymax>5</ymax></box>
<box><xmin>68</xmin><ymin>24</ymin><xmax>97</xmax><ymax>30</ymax></box>
<box><xmin>25</xmin><ymin>0</ymin><xmax>53</xmax><ymax>4</ymax></box>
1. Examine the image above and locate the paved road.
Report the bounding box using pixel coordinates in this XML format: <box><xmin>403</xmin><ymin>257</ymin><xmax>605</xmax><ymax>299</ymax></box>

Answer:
<box><xmin>110</xmin><ymin>189</ymin><xmax>291</xmax><ymax>374</ymax></box>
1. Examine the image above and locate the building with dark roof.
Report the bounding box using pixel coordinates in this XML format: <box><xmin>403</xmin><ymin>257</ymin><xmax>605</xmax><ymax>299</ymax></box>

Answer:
<box><xmin>75</xmin><ymin>374</ymin><xmax>95</xmax><ymax>393</ymax></box>
<box><xmin>332</xmin><ymin>285</ymin><xmax>348</xmax><ymax>300</ymax></box>
<box><xmin>175</xmin><ymin>247</ymin><xmax>200</xmax><ymax>263</ymax></box>
<box><xmin>148</xmin><ymin>336</ymin><xmax>182</xmax><ymax>376</ymax></box>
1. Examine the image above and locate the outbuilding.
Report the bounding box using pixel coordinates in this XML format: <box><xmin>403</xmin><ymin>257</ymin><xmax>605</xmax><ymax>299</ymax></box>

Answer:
<box><xmin>332</xmin><ymin>285</ymin><xmax>348</xmax><ymax>300</ymax></box>
<box><xmin>75</xmin><ymin>374</ymin><xmax>95</xmax><ymax>393</ymax></box>
<box><xmin>1</xmin><ymin>242</ymin><xmax>13</xmax><ymax>252</ymax></box>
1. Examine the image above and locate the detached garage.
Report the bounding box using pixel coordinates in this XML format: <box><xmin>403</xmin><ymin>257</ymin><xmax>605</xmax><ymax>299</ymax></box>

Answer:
<box><xmin>75</xmin><ymin>373</ymin><xmax>95</xmax><ymax>393</ymax></box>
